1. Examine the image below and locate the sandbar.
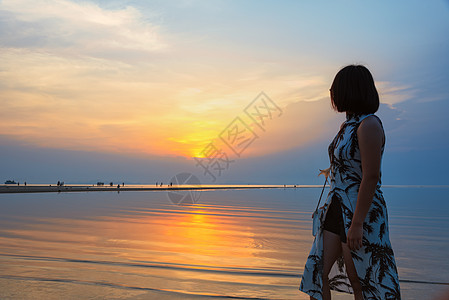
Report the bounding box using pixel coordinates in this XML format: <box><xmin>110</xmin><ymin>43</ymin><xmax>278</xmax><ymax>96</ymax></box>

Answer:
<box><xmin>0</xmin><ymin>184</ymin><xmax>298</xmax><ymax>194</ymax></box>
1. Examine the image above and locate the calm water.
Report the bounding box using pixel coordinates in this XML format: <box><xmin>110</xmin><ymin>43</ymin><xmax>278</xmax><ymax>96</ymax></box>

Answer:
<box><xmin>0</xmin><ymin>187</ymin><xmax>448</xmax><ymax>299</ymax></box>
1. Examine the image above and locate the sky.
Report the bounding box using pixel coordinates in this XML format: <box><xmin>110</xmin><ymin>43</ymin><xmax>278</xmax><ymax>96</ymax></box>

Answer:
<box><xmin>0</xmin><ymin>0</ymin><xmax>448</xmax><ymax>185</ymax></box>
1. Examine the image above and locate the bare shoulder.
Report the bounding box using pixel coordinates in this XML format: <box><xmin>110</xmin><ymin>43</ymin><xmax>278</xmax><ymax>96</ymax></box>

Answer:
<box><xmin>358</xmin><ymin>115</ymin><xmax>385</xmax><ymax>143</ymax></box>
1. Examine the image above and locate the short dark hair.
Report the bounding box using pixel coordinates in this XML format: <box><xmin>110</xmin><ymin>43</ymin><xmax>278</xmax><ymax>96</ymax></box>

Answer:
<box><xmin>330</xmin><ymin>65</ymin><xmax>379</xmax><ymax>114</ymax></box>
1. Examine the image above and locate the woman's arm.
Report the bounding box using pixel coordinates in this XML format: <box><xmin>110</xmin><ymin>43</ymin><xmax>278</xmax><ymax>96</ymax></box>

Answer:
<box><xmin>346</xmin><ymin>116</ymin><xmax>384</xmax><ymax>251</ymax></box>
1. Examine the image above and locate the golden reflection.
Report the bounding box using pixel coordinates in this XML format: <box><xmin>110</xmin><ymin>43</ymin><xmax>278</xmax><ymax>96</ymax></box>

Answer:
<box><xmin>0</xmin><ymin>195</ymin><xmax>308</xmax><ymax>299</ymax></box>
<box><xmin>161</xmin><ymin>208</ymin><xmax>253</xmax><ymax>260</ymax></box>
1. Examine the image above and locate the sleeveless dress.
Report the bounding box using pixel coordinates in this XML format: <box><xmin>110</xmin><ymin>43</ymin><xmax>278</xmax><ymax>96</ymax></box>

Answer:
<box><xmin>299</xmin><ymin>114</ymin><xmax>401</xmax><ymax>299</ymax></box>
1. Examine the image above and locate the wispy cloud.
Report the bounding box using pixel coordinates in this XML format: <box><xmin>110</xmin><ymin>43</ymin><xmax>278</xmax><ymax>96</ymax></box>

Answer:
<box><xmin>377</xmin><ymin>81</ymin><xmax>415</xmax><ymax>106</ymax></box>
<box><xmin>0</xmin><ymin>0</ymin><xmax>166</xmax><ymax>56</ymax></box>
<box><xmin>0</xmin><ymin>0</ymin><xmax>444</xmax><ymax>163</ymax></box>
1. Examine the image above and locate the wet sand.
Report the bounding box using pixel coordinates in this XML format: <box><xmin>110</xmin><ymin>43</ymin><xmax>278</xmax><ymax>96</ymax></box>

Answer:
<box><xmin>0</xmin><ymin>187</ymin><xmax>448</xmax><ymax>299</ymax></box>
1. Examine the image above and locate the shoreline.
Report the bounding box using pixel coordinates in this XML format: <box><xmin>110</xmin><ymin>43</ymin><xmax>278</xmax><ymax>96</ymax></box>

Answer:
<box><xmin>0</xmin><ymin>184</ymin><xmax>303</xmax><ymax>194</ymax></box>
<box><xmin>2</xmin><ymin>184</ymin><xmax>445</xmax><ymax>194</ymax></box>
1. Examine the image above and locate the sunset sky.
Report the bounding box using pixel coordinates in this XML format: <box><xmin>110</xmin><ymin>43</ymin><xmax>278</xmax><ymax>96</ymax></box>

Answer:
<box><xmin>1</xmin><ymin>0</ymin><xmax>448</xmax><ymax>185</ymax></box>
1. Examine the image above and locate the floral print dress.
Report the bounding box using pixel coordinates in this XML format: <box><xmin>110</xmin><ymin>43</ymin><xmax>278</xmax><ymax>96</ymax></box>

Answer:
<box><xmin>299</xmin><ymin>114</ymin><xmax>401</xmax><ymax>299</ymax></box>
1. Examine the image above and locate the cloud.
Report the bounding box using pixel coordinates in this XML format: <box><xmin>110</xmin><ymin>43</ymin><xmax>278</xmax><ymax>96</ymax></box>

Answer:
<box><xmin>0</xmin><ymin>0</ymin><xmax>441</xmax><ymax>163</ymax></box>
<box><xmin>0</xmin><ymin>0</ymin><xmax>166</xmax><ymax>56</ymax></box>
<box><xmin>377</xmin><ymin>81</ymin><xmax>415</xmax><ymax>106</ymax></box>
<box><xmin>234</xmin><ymin>97</ymin><xmax>341</xmax><ymax>158</ymax></box>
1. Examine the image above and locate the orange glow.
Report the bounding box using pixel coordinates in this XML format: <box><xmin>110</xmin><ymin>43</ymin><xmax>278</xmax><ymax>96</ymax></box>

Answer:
<box><xmin>0</xmin><ymin>191</ymin><xmax>308</xmax><ymax>298</ymax></box>
<box><xmin>0</xmin><ymin>47</ymin><xmax>338</xmax><ymax>159</ymax></box>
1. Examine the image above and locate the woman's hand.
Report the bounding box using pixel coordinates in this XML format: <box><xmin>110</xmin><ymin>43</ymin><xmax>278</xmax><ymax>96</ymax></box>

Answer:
<box><xmin>347</xmin><ymin>223</ymin><xmax>363</xmax><ymax>251</ymax></box>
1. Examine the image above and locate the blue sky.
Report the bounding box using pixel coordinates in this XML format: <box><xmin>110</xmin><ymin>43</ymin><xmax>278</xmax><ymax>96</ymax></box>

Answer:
<box><xmin>0</xmin><ymin>0</ymin><xmax>448</xmax><ymax>185</ymax></box>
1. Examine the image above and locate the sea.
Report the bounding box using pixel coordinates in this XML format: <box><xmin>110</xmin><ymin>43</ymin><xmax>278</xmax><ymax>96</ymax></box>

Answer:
<box><xmin>0</xmin><ymin>186</ymin><xmax>448</xmax><ymax>299</ymax></box>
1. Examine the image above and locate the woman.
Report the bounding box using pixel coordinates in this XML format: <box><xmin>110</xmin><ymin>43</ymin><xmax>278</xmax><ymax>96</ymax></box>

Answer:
<box><xmin>299</xmin><ymin>65</ymin><xmax>401</xmax><ymax>300</ymax></box>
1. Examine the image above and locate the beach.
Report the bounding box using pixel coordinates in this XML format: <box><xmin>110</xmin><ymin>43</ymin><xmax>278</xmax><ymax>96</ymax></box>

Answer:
<box><xmin>0</xmin><ymin>186</ymin><xmax>448</xmax><ymax>299</ymax></box>
<box><xmin>0</xmin><ymin>184</ymin><xmax>297</xmax><ymax>194</ymax></box>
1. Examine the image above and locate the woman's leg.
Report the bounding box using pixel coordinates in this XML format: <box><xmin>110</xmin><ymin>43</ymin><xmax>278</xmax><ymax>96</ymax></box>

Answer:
<box><xmin>341</xmin><ymin>243</ymin><xmax>364</xmax><ymax>300</ymax></box>
<box><xmin>320</xmin><ymin>230</ymin><xmax>342</xmax><ymax>300</ymax></box>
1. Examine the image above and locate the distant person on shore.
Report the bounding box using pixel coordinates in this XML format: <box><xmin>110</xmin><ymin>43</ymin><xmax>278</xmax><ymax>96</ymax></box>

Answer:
<box><xmin>299</xmin><ymin>65</ymin><xmax>401</xmax><ymax>299</ymax></box>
